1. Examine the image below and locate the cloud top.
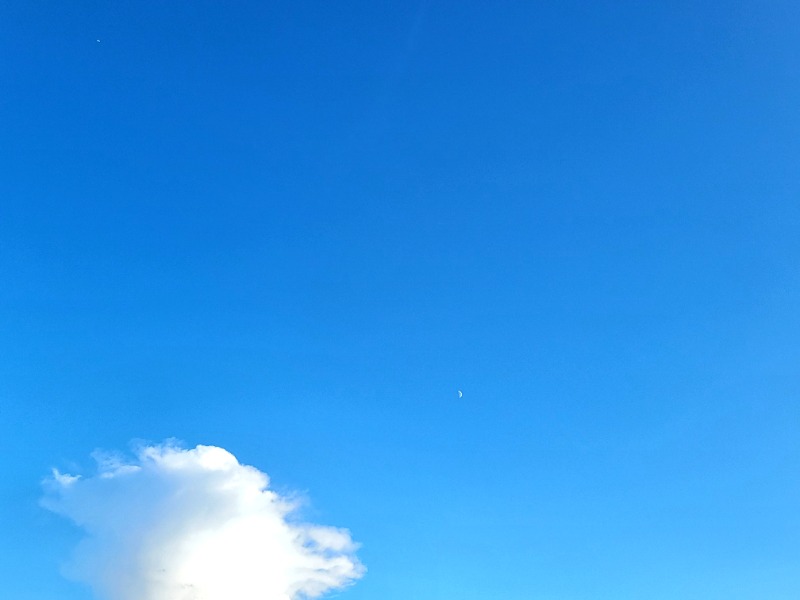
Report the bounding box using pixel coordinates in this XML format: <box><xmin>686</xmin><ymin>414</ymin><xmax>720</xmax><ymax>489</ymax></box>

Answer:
<box><xmin>42</xmin><ymin>442</ymin><xmax>364</xmax><ymax>600</ymax></box>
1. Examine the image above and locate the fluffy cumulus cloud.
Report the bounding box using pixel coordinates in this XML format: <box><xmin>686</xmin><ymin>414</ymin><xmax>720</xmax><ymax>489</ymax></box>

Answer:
<box><xmin>42</xmin><ymin>442</ymin><xmax>364</xmax><ymax>600</ymax></box>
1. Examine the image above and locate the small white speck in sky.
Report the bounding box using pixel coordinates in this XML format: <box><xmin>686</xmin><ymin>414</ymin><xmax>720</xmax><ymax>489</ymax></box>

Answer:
<box><xmin>458</xmin><ymin>390</ymin><xmax>463</xmax><ymax>398</ymax></box>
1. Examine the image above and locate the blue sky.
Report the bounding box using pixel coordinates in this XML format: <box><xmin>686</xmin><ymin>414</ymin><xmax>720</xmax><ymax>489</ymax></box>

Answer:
<box><xmin>2</xmin><ymin>1</ymin><xmax>800</xmax><ymax>598</ymax></box>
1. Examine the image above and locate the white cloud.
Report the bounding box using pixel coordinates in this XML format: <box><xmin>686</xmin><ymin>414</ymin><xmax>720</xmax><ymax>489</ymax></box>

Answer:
<box><xmin>42</xmin><ymin>442</ymin><xmax>364</xmax><ymax>600</ymax></box>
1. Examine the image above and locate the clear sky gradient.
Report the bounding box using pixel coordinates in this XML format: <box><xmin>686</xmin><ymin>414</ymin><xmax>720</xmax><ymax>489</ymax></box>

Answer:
<box><xmin>2</xmin><ymin>2</ymin><xmax>800</xmax><ymax>599</ymax></box>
